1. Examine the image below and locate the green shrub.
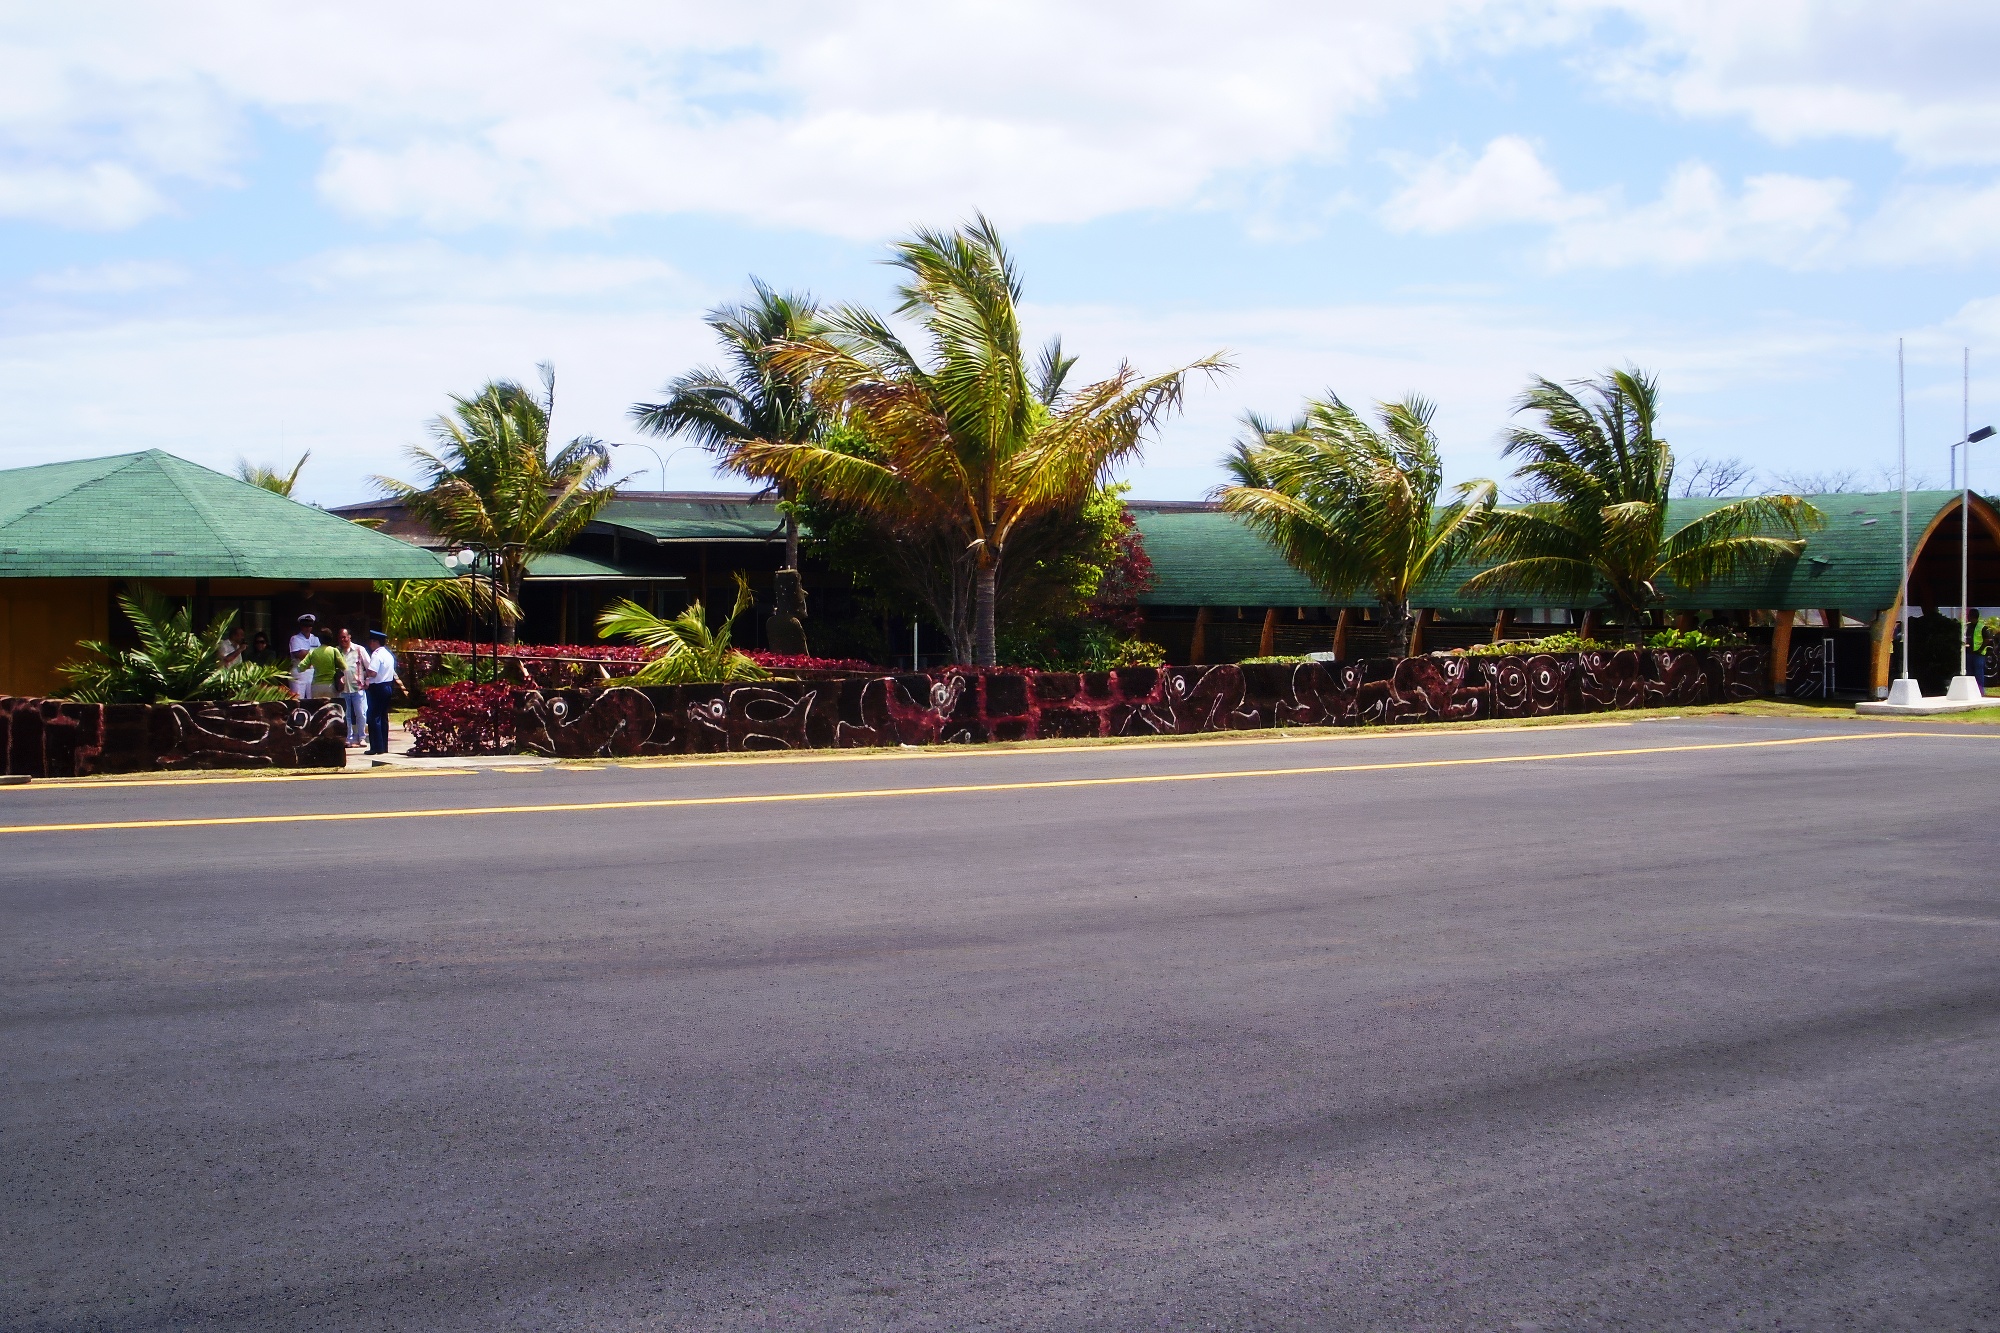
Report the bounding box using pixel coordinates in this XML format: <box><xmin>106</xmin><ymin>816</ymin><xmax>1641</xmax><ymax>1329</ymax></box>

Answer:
<box><xmin>1237</xmin><ymin>654</ymin><xmax>1314</xmax><ymax>665</ymax></box>
<box><xmin>1461</xmin><ymin>632</ymin><xmax>1617</xmax><ymax>658</ymax></box>
<box><xmin>1646</xmin><ymin>627</ymin><xmax>1748</xmax><ymax>650</ymax></box>
<box><xmin>61</xmin><ymin>592</ymin><xmax>294</xmax><ymax>704</ymax></box>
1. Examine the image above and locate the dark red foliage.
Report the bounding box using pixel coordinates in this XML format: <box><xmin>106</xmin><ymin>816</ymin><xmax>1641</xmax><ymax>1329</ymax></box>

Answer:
<box><xmin>405</xmin><ymin>639</ymin><xmax>651</xmax><ymax>661</ymax></box>
<box><xmin>1088</xmin><ymin>510</ymin><xmax>1155</xmax><ymax>634</ymax></box>
<box><xmin>406</xmin><ymin>681</ymin><xmax>515</xmax><ymax>756</ymax></box>
<box><xmin>745</xmin><ymin>650</ymin><xmax>880</xmax><ymax>671</ymax></box>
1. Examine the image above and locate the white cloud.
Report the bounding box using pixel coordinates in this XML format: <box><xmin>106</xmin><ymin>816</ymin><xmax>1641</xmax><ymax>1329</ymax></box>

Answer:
<box><xmin>0</xmin><ymin>161</ymin><xmax>168</xmax><ymax>227</ymax></box>
<box><xmin>29</xmin><ymin>258</ymin><xmax>189</xmax><ymax>293</ymax></box>
<box><xmin>289</xmin><ymin>243</ymin><xmax>686</xmax><ymax>303</ymax></box>
<box><xmin>1590</xmin><ymin>0</ymin><xmax>2000</xmax><ymax>167</ymax></box>
<box><xmin>1382</xmin><ymin>135</ymin><xmax>1600</xmax><ymax>232</ymax></box>
<box><xmin>3</xmin><ymin>0</ymin><xmax>1492</xmax><ymax>237</ymax></box>
<box><xmin>1548</xmin><ymin>163</ymin><xmax>1851</xmax><ymax>268</ymax></box>
<box><xmin>1383</xmin><ymin>138</ymin><xmax>1853</xmax><ymax>268</ymax></box>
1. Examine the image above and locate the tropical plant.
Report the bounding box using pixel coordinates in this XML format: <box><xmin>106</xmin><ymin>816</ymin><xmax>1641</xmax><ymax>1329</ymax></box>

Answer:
<box><xmin>237</xmin><ymin>452</ymin><xmax>310</xmax><ymax>496</ymax></box>
<box><xmin>61</xmin><ymin>591</ymin><xmax>293</xmax><ymax>704</ymax></box>
<box><xmin>373</xmin><ymin>578</ymin><xmax>521</xmax><ymax>644</ymax></box>
<box><xmin>374</xmin><ymin>363</ymin><xmax>613</xmax><ymax>640</ymax></box>
<box><xmin>630</xmin><ymin>279</ymin><xmax>822</xmax><ymax>574</ymax></box>
<box><xmin>1463</xmin><ymin>368</ymin><xmax>1823</xmax><ymax>629</ymax></box>
<box><xmin>595</xmin><ymin>573</ymin><xmax>770</xmax><ymax>685</ymax></box>
<box><xmin>1218</xmin><ymin>394</ymin><xmax>1495</xmax><ymax>658</ymax></box>
<box><xmin>734</xmin><ymin>215</ymin><xmax>1227</xmax><ymax>666</ymax></box>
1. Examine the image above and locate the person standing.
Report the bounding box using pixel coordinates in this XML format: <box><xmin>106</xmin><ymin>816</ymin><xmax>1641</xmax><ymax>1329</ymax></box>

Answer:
<box><xmin>362</xmin><ymin>629</ymin><xmax>398</xmax><ymax>756</ymax></box>
<box><xmin>287</xmin><ymin>614</ymin><xmax>321</xmax><ymax>700</ymax></box>
<box><xmin>217</xmin><ymin>626</ymin><xmax>246</xmax><ymax>668</ymax></box>
<box><xmin>335</xmin><ymin>627</ymin><xmax>368</xmax><ymax>747</ymax></box>
<box><xmin>299</xmin><ymin>638</ymin><xmax>346</xmax><ymax>701</ymax></box>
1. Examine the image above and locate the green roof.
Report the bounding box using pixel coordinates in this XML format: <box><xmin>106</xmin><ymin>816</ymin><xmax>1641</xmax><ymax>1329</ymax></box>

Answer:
<box><xmin>1133</xmin><ymin>508</ymin><xmax>1324</xmax><ymax>606</ymax></box>
<box><xmin>525</xmin><ymin>552</ymin><xmax>685</xmax><ymax>582</ymax></box>
<box><xmin>596</xmin><ymin>495</ymin><xmax>784</xmax><ymax>543</ymax></box>
<box><xmin>1134</xmin><ymin>492</ymin><xmax>1981</xmax><ymax>613</ymax></box>
<box><xmin>0</xmin><ymin>451</ymin><xmax>453</xmax><ymax>581</ymax></box>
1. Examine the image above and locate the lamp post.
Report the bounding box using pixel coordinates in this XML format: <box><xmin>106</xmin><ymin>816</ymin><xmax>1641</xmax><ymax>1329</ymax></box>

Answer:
<box><xmin>1946</xmin><ymin>346</ymin><xmax>1994</xmax><ymax>689</ymax></box>
<box><xmin>611</xmin><ymin>442</ymin><xmax>705</xmax><ymax>491</ymax></box>
<box><xmin>444</xmin><ymin>546</ymin><xmax>507</xmax><ymax>682</ymax></box>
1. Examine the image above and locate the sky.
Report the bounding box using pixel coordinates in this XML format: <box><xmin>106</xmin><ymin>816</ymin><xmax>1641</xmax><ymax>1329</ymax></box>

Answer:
<box><xmin>4</xmin><ymin>0</ymin><xmax>1998</xmax><ymax>506</ymax></box>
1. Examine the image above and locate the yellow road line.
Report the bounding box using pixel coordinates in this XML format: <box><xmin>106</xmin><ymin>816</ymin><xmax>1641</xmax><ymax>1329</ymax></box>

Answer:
<box><xmin>0</xmin><ymin>732</ymin><xmax>1913</xmax><ymax>836</ymax></box>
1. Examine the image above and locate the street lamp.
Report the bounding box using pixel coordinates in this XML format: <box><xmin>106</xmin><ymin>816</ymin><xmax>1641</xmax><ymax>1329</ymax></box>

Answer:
<box><xmin>610</xmin><ymin>441</ymin><xmax>706</xmax><ymax>491</ymax></box>
<box><xmin>1946</xmin><ymin>345</ymin><xmax>1994</xmax><ymax>693</ymax></box>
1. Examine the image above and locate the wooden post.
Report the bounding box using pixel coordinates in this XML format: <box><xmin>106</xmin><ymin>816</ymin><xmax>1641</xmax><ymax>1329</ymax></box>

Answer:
<box><xmin>1822</xmin><ymin>609</ymin><xmax>1842</xmax><ymax>630</ymax></box>
<box><xmin>1407</xmin><ymin>609</ymin><xmax>1429</xmax><ymax>657</ymax></box>
<box><xmin>1868</xmin><ymin>606</ymin><xmax>1897</xmax><ymax>696</ymax></box>
<box><xmin>1258</xmin><ymin>608</ymin><xmax>1278</xmax><ymax>657</ymax></box>
<box><xmin>1579</xmin><ymin>609</ymin><xmax>1596</xmax><ymax>640</ymax></box>
<box><xmin>1492</xmin><ymin>608</ymin><xmax>1510</xmax><ymax>645</ymax></box>
<box><xmin>1332</xmin><ymin>608</ymin><xmax>1350</xmax><ymax>661</ymax></box>
<box><xmin>1189</xmin><ymin>606</ymin><xmax>1211</xmax><ymax>664</ymax></box>
<box><xmin>1770</xmin><ymin>610</ymin><xmax>1793</xmax><ymax>694</ymax></box>
<box><xmin>1674</xmin><ymin>611</ymin><xmax>1695</xmax><ymax>631</ymax></box>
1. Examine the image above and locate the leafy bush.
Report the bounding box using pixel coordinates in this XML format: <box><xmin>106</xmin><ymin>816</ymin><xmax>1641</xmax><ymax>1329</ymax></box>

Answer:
<box><xmin>597</xmin><ymin>572</ymin><xmax>769</xmax><ymax>685</ymax></box>
<box><xmin>1646</xmin><ymin>627</ymin><xmax>1747</xmax><ymax>650</ymax></box>
<box><xmin>62</xmin><ymin>592</ymin><xmax>294</xmax><ymax>704</ymax></box>
<box><xmin>1238</xmin><ymin>654</ymin><xmax>1314</xmax><ymax>665</ymax></box>
<box><xmin>999</xmin><ymin>620</ymin><xmax>1165</xmax><ymax>671</ymax></box>
<box><xmin>1461</xmin><ymin>632</ymin><xmax>1616</xmax><ymax>658</ymax></box>
<box><xmin>406</xmin><ymin>681</ymin><xmax>515</xmax><ymax>755</ymax></box>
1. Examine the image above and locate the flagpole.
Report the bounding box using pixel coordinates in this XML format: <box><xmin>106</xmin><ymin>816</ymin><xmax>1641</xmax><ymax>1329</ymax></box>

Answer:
<box><xmin>1962</xmin><ymin>347</ymin><xmax>1972</xmax><ymax>679</ymax></box>
<box><xmin>1899</xmin><ymin>339</ymin><xmax>1911</xmax><ymax>686</ymax></box>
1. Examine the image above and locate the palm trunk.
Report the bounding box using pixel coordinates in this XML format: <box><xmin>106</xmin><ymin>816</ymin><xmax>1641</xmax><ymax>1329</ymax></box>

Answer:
<box><xmin>501</xmin><ymin>563</ymin><xmax>523</xmax><ymax>646</ymax></box>
<box><xmin>974</xmin><ymin>557</ymin><xmax>998</xmax><ymax>667</ymax></box>
<box><xmin>1382</xmin><ymin>602</ymin><xmax>1414</xmax><ymax>659</ymax></box>
<box><xmin>784</xmin><ymin>511</ymin><xmax>799</xmax><ymax>574</ymax></box>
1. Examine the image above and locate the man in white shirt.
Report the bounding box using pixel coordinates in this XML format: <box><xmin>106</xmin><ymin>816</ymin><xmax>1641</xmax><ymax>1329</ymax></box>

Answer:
<box><xmin>287</xmin><ymin>615</ymin><xmax>321</xmax><ymax>700</ymax></box>
<box><xmin>362</xmin><ymin>629</ymin><xmax>399</xmax><ymax>755</ymax></box>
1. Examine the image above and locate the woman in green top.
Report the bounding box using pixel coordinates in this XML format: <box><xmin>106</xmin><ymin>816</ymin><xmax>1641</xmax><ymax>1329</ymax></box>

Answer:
<box><xmin>299</xmin><ymin>641</ymin><xmax>347</xmax><ymax>701</ymax></box>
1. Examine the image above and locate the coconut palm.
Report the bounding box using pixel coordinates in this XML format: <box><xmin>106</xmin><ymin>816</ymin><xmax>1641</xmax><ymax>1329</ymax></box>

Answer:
<box><xmin>62</xmin><ymin>591</ymin><xmax>293</xmax><ymax>704</ymax></box>
<box><xmin>595</xmin><ymin>573</ymin><xmax>768</xmax><ymax>685</ymax></box>
<box><xmin>1462</xmin><ymin>368</ymin><xmax>1822</xmax><ymax>628</ymax></box>
<box><xmin>630</xmin><ymin>279</ymin><xmax>822</xmax><ymax>573</ymax></box>
<box><xmin>373</xmin><ymin>578</ymin><xmax>521</xmax><ymax>644</ymax></box>
<box><xmin>1218</xmin><ymin>394</ymin><xmax>1494</xmax><ymax>657</ymax></box>
<box><xmin>736</xmin><ymin>215</ymin><xmax>1227</xmax><ymax>666</ymax></box>
<box><xmin>374</xmin><ymin>364</ymin><xmax>613</xmax><ymax>640</ymax></box>
<box><xmin>237</xmin><ymin>452</ymin><xmax>310</xmax><ymax>496</ymax></box>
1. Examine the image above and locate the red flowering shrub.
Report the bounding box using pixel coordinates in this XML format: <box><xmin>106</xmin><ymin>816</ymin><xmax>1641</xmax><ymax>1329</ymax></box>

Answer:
<box><xmin>405</xmin><ymin>681</ymin><xmax>516</xmax><ymax>755</ymax></box>
<box><xmin>745</xmin><ymin>650</ymin><xmax>880</xmax><ymax>671</ymax></box>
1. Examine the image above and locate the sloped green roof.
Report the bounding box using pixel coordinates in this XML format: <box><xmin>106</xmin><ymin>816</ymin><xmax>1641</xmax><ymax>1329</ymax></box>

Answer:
<box><xmin>1133</xmin><ymin>508</ymin><xmax>1324</xmax><ymax>606</ymax></box>
<box><xmin>525</xmin><ymin>552</ymin><xmax>685</xmax><ymax>582</ymax></box>
<box><xmin>1134</xmin><ymin>491</ymin><xmax>1983</xmax><ymax>613</ymax></box>
<box><xmin>596</xmin><ymin>494</ymin><xmax>784</xmax><ymax>543</ymax></box>
<box><xmin>0</xmin><ymin>451</ymin><xmax>452</xmax><ymax>581</ymax></box>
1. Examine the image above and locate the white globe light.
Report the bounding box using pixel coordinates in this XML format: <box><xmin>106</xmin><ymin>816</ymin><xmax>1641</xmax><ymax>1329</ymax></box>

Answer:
<box><xmin>457</xmin><ymin>548</ymin><xmax>476</xmax><ymax>567</ymax></box>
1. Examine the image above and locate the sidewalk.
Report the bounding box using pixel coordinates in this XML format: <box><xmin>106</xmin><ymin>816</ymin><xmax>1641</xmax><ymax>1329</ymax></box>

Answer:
<box><xmin>346</xmin><ymin>716</ymin><xmax>550</xmax><ymax>770</ymax></box>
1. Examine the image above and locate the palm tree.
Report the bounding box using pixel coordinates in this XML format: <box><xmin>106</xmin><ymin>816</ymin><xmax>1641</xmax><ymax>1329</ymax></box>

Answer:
<box><xmin>63</xmin><ymin>591</ymin><xmax>293</xmax><ymax>703</ymax></box>
<box><xmin>1218</xmin><ymin>394</ymin><xmax>1494</xmax><ymax>657</ymax></box>
<box><xmin>596</xmin><ymin>573</ymin><xmax>768</xmax><ymax>685</ymax></box>
<box><xmin>736</xmin><ymin>215</ymin><xmax>1227</xmax><ymax>666</ymax></box>
<box><xmin>374</xmin><ymin>364</ymin><xmax>613</xmax><ymax>641</ymax></box>
<box><xmin>373</xmin><ymin>578</ymin><xmax>521</xmax><ymax>644</ymax></box>
<box><xmin>1462</xmin><ymin>368</ymin><xmax>1823</xmax><ymax>630</ymax></box>
<box><xmin>630</xmin><ymin>279</ymin><xmax>822</xmax><ymax>573</ymax></box>
<box><xmin>238</xmin><ymin>452</ymin><xmax>310</xmax><ymax>496</ymax></box>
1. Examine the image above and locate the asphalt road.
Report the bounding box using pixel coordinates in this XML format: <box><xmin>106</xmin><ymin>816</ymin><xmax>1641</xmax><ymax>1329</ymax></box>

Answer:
<box><xmin>4</xmin><ymin>716</ymin><xmax>1998</xmax><ymax>1331</ymax></box>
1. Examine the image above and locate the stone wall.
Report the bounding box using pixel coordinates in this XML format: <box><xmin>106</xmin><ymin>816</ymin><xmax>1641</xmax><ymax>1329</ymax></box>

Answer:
<box><xmin>518</xmin><ymin>648</ymin><xmax>1765</xmax><ymax>759</ymax></box>
<box><xmin>0</xmin><ymin>698</ymin><xmax>346</xmax><ymax>777</ymax></box>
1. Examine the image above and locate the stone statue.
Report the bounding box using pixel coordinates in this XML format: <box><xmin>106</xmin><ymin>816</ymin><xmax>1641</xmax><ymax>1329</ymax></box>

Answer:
<box><xmin>766</xmin><ymin>568</ymin><xmax>809</xmax><ymax>656</ymax></box>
